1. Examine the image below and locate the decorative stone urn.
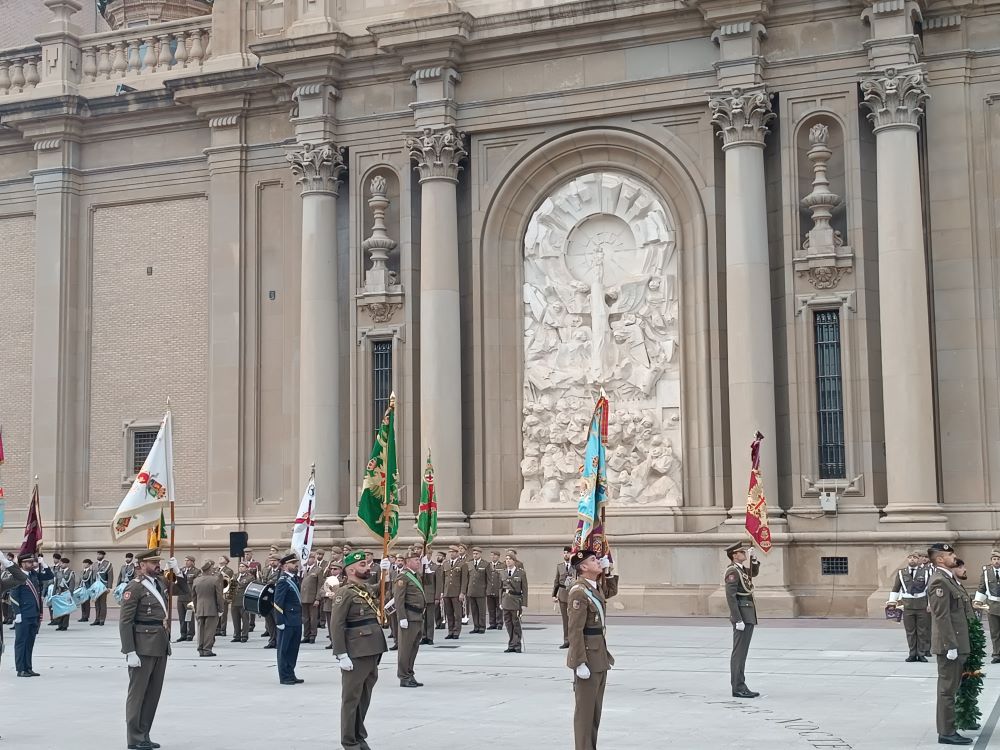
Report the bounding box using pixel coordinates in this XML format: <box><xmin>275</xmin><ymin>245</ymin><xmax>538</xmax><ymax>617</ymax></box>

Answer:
<box><xmin>101</xmin><ymin>0</ymin><xmax>212</xmax><ymax>30</ymax></box>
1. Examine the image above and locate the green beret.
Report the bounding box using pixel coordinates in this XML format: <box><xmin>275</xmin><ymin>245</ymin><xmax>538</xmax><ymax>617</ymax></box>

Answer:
<box><xmin>343</xmin><ymin>550</ymin><xmax>366</xmax><ymax>568</ymax></box>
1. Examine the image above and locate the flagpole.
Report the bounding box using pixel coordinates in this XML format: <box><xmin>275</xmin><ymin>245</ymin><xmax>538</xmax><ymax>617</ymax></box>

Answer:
<box><xmin>165</xmin><ymin>401</ymin><xmax>176</xmax><ymax>639</ymax></box>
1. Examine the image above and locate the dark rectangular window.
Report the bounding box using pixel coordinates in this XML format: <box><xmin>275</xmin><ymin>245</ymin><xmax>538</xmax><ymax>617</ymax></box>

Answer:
<box><xmin>372</xmin><ymin>341</ymin><xmax>393</xmax><ymax>435</ymax></box>
<box><xmin>821</xmin><ymin>556</ymin><xmax>849</xmax><ymax>576</ymax></box>
<box><xmin>814</xmin><ymin>310</ymin><xmax>846</xmax><ymax>479</ymax></box>
<box><xmin>132</xmin><ymin>430</ymin><xmax>158</xmax><ymax>474</ymax></box>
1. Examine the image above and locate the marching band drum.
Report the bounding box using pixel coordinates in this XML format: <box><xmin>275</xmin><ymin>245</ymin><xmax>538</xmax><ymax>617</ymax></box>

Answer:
<box><xmin>242</xmin><ymin>582</ymin><xmax>275</xmax><ymax>616</ymax></box>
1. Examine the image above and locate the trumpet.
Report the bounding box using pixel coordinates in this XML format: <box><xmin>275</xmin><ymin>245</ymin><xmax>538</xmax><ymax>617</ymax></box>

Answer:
<box><xmin>222</xmin><ymin>574</ymin><xmax>235</xmax><ymax>602</ymax></box>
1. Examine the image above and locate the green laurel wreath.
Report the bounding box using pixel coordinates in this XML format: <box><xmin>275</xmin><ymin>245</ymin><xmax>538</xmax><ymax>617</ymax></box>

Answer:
<box><xmin>956</xmin><ymin>616</ymin><xmax>986</xmax><ymax>730</ymax></box>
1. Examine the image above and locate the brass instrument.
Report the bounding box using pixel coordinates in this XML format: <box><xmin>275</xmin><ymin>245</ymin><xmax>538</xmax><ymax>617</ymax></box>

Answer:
<box><xmin>223</xmin><ymin>573</ymin><xmax>235</xmax><ymax>602</ymax></box>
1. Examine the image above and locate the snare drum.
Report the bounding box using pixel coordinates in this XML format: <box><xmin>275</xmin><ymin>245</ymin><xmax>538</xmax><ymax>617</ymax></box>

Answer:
<box><xmin>242</xmin><ymin>582</ymin><xmax>275</xmax><ymax>616</ymax></box>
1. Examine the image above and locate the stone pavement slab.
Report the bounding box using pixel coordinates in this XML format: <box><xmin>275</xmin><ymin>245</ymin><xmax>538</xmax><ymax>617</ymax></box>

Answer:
<box><xmin>2</xmin><ymin>616</ymin><xmax>997</xmax><ymax>750</ymax></box>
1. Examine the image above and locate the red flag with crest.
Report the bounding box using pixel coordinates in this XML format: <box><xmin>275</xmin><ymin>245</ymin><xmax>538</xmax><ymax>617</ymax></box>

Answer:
<box><xmin>745</xmin><ymin>432</ymin><xmax>771</xmax><ymax>553</ymax></box>
<box><xmin>19</xmin><ymin>482</ymin><xmax>43</xmax><ymax>555</ymax></box>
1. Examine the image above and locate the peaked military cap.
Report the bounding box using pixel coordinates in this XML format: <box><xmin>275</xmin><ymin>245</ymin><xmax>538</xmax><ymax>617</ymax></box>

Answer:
<box><xmin>928</xmin><ymin>543</ymin><xmax>954</xmax><ymax>555</ymax></box>
<box><xmin>17</xmin><ymin>552</ymin><xmax>37</xmax><ymax>562</ymax></box>
<box><xmin>279</xmin><ymin>553</ymin><xmax>298</xmax><ymax>565</ymax></box>
<box><xmin>137</xmin><ymin>549</ymin><xmax>162</xmax><ymax>563</ymax></box>
<box><xmin>991</xmin><ymin>550</ymin><xmax>1000</xmax><ymax>558</ymax></box>
<box><xmin>725</xmin><ymin>542</ymin><xmax>749</xmax><ymax>559</ymax></box>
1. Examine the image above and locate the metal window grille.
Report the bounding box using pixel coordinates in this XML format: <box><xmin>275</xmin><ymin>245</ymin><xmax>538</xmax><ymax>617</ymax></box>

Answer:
<box><xmin>372</xmin><ymin>341</ymin><xmax>393</xmax><ymax>435</ymax></box>
<box><xmin>814</xmin><ymin>310</ymin><xmax>846</xmax><ymax>479</ymax></box>
<box><xmin>821</xmin><ymin>556</ymin><xmax>849</xmax><ymax>576</ymax></box>
<box><xmin>132</xmin><ymin>430</ymin><xmax>158</xmax><ymax>474</ymax></box>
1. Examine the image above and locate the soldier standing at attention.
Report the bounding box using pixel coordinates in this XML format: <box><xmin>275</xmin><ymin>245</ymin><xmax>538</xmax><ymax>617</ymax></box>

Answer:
<box><xmin>441</xmin><ymin>545</ymin><xmax>468</xmax><ymax>639</ymax></box>
<box><xmin>553</xmin><ymin>546</ymin><xmax>576</xmax><ymax>648</ymax></box>
<box><xmin>215</xmin><ymin>555</ymin><xmax>235</xmax><ymax>637</ymax></box>
<box><xmin>889</xmin><ymin>550</ymin><xmax>932</xmax><ymax>662</ymax></box>
<box><xmin>725</xmin><ymin>542</ymin><xmax>760</xmax><ymax>698</ymax></box>
<box><xmin>273</xmin><ymin>553</ymin><xmax>304</xmax><ymax>685</ymax></box>
<box><xmin>927</xmin><ymin>543</ymin><xmax>974</xmax><ymax>746</ymax></box>
<box><xmin>118</xmin><ymin>552</ymin><xmax>136</xmax><ymax>588</ymax></box>
<box><xmin>501</xmin><ymin>553</ymin><xmax>526</xmax><ymax>653</ymax></box>
<box><xmin>230</xmin><ymin>561</ymin><xmax>254</xmax><ymax>643</ymax></box>
<box><xmin>120</xmin><ymin>550</ymin><xmax>176</xmax><ymax>750</ymax></box>
<box><xmin>418</xmin><ymin>543</ymin><xmax>439</xmax><ymax>645</ymax></box>
<box><xmin>332</xmin><ymin>551</ymin><xmax>390</xmax><ymax>750</ymax></box>
<box><xmin>299</xmin><ymin>551</ymin><xmax>321</xmax><ymax>644</ymax></box>
<box><xmin>93</xmin><ymin>550</ymin><xmax>114</xmax><ymax>626</ymax></box>
<box><xmin>175</xmin><ymin>556</ymin><xmax>198</xmax><ymax>642</ymax></box>
<box><xmin>567</xmin><ymin>550</ymin><xmax>613</xmax><ymax>750</ymax></box>
<box><xmin>191</xmin><ymin>560</ymin><xmax>224</xmax><ymax>657</ymax></box>
<box><xmin>466</xmin><ymin>547</ymin><xmax>489</xmax><ymax>634</ymax></box>
<box><xmin>486</xmin><ymin>551</ymin><xmax>503</xmax><ymax>630</ymax></box>
<box><xmin>53</xmin><ymin>557</ymin><xmax>76</xmax><ymax>630</ymax></box>
<box><xmin>395</xmin><ymin>550</ymin><xmax>426</xmax><ymax>687</ymax></box>
<box><xmin>79</xmin><ymin>559</ymin><xmax>95</xmax><ymax>623</ymax></box>
<box><xmin>974</xmin><ymin>549</ymin><xmax>1000</xmax><ymax>664</ymax></box>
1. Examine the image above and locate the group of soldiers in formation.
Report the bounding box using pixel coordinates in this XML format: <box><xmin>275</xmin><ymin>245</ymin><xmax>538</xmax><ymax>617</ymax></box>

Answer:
<box><xmin>5</xmin><ymin>537</ymin><xmax>993</xmax><ymax>749</ymax></box>
<box><xmin>884</xmin><ymin>544</ymin><xmax>1000</xmax><ymax>745</ymax></box>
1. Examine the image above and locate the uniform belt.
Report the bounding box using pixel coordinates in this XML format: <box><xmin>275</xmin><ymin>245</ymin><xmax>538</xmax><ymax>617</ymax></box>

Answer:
<box><xmin>900</xmin><ymin>593</ymin><xmax>927</xmax><ymax>599</ymax></box>
<box><xmin>583</xmin><ymin>627</ymin><xmax>604</xmax><ymax>636</ymax></box>
<box><xmin>135</xmin><ymin>620</ymin><xmax>165</xmax><ymax>626</ymax></box>
<box><xmin>345</xmin><ymin>618</ymin><xmax>378</xmax><ymax>628</ymax></box>
<box><xmin>404</xmin><ymin>603</ymin><xmax>424</xmax><ymax>614</ymax></box>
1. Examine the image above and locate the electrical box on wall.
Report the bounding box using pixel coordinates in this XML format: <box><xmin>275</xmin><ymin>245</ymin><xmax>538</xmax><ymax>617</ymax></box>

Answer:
<box><xmin>819</xmin><ymin>491</ymin><xmax>838</xmax><ymax>512</ymax></box>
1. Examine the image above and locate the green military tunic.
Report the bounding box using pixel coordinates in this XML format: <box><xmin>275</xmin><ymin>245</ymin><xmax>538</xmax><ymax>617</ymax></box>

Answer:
<box><xmin>724</xmin><ymin>559</ymin><xmax>759</xmax><ymax>694</ymax></box>
<box><xmin>119</xmin><ymin>574</ymin><xmax>171</xmax><ymax>748</ymax></box>
<box><xmin>393</xmin><ymin>570</ymin><xmax>425</xmax><ymax>682</ymax></box>
<box><xmin>567</xmin><ymin>579</ymin><xmax>613</xmax><ymax>750</ymax></box>
<box><xmin>928</xmin><ymin>568</ymin><xmax>971</xmax><ymax>737</ymax></box>
<box><xmin>331</xmin><ymin>582</ymin><xmax>388</xmax><ymax>750</ymax></box>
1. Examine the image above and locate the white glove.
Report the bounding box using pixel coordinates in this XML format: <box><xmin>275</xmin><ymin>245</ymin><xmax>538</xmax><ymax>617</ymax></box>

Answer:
<box><xmin>399</xmin><ymin>618</ymin><xmax>409</xmax><ymax>630</ymax></box>
<box><xmin>277</xmin><ymin>624</ymin><xmax>285</xmax><ymax>630</ymax></box>
<box><xmin>735</xmin><ymin>621</ymin><xmax>746</xmax><ymax>631</ymax></box>
<box><xmin>576</xmin><ymin>664</ymin><xmax>591</xmax><ymax>679</ymax></box>
<box><xmin>598</xmin><ymin>556</ymin><xmax>611</xmax><ymax>571</ymax></box>
<box><xmin>125</xmin><ymin>652</ymin><xmax>141</xmax><ymax>668</ymax></box>
<box><xmin>14</xmin><ymin>614</ymin><xmax>22</xmax><ymax>624</ymax></box>
<box><xmin>167</xmin><ymin>558</ymin><xmax>181</xmax><ymax>574</ymax></box>
<box><xmin>0</xmin><ymin>552</ymin><xmax>11</xmax><ymax>568</ymax></box>
<box><xmin>379</xmin><ymin>558</ymin><xmax>391</xmax><ymax>571</ymax></box>
<box><xmin>947</xmin><ymin>648</ymin><xmax>958</xmax><ymax>661</ymax></box>
<box><xmin>337</xmin><ymin>655</ymin><xmax>354</xmax><ymax>672</ymax></box>
<box><xmin>749</xmin><ymin>548</ymin><xmax>758</xmax><ymax>560</ymax></box>
<box><xmin>421</xmin><ymin>555</ymin><xmax>429</xmax><ymax>565</ymax></box>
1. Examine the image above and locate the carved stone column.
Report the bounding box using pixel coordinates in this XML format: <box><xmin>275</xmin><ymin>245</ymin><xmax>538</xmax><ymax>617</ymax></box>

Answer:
<box><xmin>709</xmin><ymin>88</ymin><xmax>778</xmax><ymax>508</ymax></box>
<box><xmin>407</xmin><ymin>126</ymin><xmax>466</xmax><ymax>523</ymax></box>
<box><xmin>287</xmin><ymin>141</ymin><xmax>346</xmax><ymax>509</ymax></box>
<box><xmin>860</xmin><ymin>66</ymin><xmax>941</xmax><ymax>521</ymax></box>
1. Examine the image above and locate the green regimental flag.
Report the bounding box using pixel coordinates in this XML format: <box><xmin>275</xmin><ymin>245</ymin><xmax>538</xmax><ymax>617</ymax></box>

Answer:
<box><xmin>416</xmin><ymin>451</ymin><xmax>437</xmax><ymax>546</ymax></box>
<box><xmin>357</xmin><ymin>393</ymin><xmax>399</xmax><ymax>545</ymax></box>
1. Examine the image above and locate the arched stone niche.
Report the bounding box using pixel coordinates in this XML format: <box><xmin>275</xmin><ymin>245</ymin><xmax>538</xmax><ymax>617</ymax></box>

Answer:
<box><xmin>472</xmin><ymin>127</ymin><xmax>718</xmax><ymax>517</ymax></box>
<box><xmin>795</xmin><ymin>114</ymin><xmax>848</xmax><ymax>251</ymax></box>
<box><xmin>519</xmin><ymin>171</ymin><xmax>682</xmax><ymax>508</ymax></box>
<box><xmin>360</xmin><ymin>166</ymin><xmax>402</xmax><ymax>283</ymax></box>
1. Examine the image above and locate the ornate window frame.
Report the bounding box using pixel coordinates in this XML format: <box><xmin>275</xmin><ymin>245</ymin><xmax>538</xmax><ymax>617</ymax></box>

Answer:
<box><xmin>794</xmin><ymin>291</ymin><xmax>864</xmax><ymax>498</ymax></box>
<box><xmin>120</xmin><ymin>418</ymin><xmax>162</xmax><ymax>488</ymax></box>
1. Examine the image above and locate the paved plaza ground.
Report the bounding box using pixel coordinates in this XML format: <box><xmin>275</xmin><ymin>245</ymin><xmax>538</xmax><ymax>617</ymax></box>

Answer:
<box><xmin>2</xmin><ymin>614</ymin><xmax>998</xmax><ymax>749</ymax></box>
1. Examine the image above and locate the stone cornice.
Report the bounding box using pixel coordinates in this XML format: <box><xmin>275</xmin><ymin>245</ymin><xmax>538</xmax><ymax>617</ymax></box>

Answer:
<box><xmin>287</xmin><ymin>141</ymin><xmax>346</xmax><ymax>196</ymax></box>
<box><xmin>860</xmin><ymin>65</ymin><xmax>929</xmax><ymax>132</ymax></box>
<box><xmin>708</xmin><ymin>87</ymin><xmax>774</xmax><ymax>148</ymax></box>
<box><xmin>405</xmin><ymin>126</ymin><xmax>466</xmax><ymax>183</ymax></box>
<box><xmin>683</xmin><ymin>0</ymin><xmax>772</xmax><ymax>26</ymax></box>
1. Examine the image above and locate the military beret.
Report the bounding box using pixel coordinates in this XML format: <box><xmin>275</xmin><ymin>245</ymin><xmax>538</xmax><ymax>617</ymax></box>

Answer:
<box><xmin>137</xmin><ymin>549</ymin><xmax>162</xmax><ymax>563</ymax></box>
<box><xmin>201</xmin><ymin>561</ymin><xmax>214</xmax><ymax>572</ymax></box>
<box><xmin>83</xmin><ymin>558</ymin><xmax>93</xmax><ymax>565</ymax></box>
<box><xmin>448</xmin><ymin>545</ymin><xmax>459</xmax><ymax>552</ymax></box>
<box><xmin>96</xmin><ymin>550</ymin><xmax>106</xmax><ymax>555</ymax></box>
<box><xmin>124</xmin><ymin>553</ymin><xmax>134</xmax><ymax>559</ymax></box>
<box><xmin>571</xmin><ymin>549</ymin><xmax>596</xmax><ymax>568</ymax></box>
<box><xmin>279</xmin><ymin>553</ymin><xmax>298</xmax><ymax>565</ymax></box>
<box><xmin>343</xmin><ymin>550</ymin><xmax>366</xmax><ymax>568</ymax></box>
<box><xmin>928</xmin><ymin>543</ymin><xmax>954</xmax><ymax>555</ymax></box>
<box><xmin>403</xmin><ymin>550</ymin><xmax>421</xmax><ymax>560</ymax></box>
<box><xmin>471</xmin><ymin>546</ymin><xmax>482</xmax><ymax>553</ymax></box>
<box><xmin>184</xmin><ymin>555</ymin><xmax>196</xmax><ymax>562</ymax></box>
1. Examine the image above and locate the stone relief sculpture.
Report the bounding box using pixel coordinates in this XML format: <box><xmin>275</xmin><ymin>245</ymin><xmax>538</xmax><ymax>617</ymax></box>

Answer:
<box><xmin>519</xmin><ymin>172</ymin><xmax>682</xmax><ymax>507</ymax></box>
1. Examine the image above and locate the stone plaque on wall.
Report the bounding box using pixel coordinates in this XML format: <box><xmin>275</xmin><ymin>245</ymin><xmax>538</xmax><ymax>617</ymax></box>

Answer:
<box><xmin>519</xmin><ymin>172</ymin><xmax>682</xmax><ymax>507</ymax></box>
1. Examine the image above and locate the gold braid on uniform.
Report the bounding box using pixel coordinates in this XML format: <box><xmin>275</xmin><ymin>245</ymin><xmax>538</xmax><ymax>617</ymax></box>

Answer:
<box><xmin>349</xmin><ymin>584</ymin><xmax>380</xmax><ymax>616</ymax></box>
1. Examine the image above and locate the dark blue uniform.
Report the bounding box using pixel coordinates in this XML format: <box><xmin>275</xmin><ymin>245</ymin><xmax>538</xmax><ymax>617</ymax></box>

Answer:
<box><xmin>272</xmin><ymin>572</ymin><xmax>302</xmax><ymax>683</ymax></box>
<box><xmin>11</xmin><ymin>562</ymin><xmax>54</xmax><ymax>674</ymax></box>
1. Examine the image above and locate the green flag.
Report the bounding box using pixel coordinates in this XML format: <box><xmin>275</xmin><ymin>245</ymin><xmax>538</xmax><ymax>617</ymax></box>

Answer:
<box><xmin>416</xmin><ymin>451</ymin><xmax>437</xmax><ymax>546</ymax></box>
<box><xmin>357</xmin><ymin>394</ymin><xmax>399</xmax><ymax>545</ymax></box>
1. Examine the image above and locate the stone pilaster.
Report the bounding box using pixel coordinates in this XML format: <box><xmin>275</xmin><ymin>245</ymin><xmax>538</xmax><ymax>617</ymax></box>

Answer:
<box><xmin>406</xmin><ymin>125</ymin><xmax>467</xmax><ymax>524</ymax></box>
<box><xmin>709</xmin><ymin>88</ymin><xmax>779</xmax><ymax>511</ymax></box>
<box><xmin>860</xmin><ymin>66</ymin><xmax>941</xmax><ymax>522</ymax></box>
<box><xmin>287</xmin><ymin>138</ymin><xmax>347</xmax><ymax>516</ymax></box>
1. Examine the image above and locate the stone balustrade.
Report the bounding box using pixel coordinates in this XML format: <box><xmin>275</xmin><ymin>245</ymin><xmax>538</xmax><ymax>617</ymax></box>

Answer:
<box><xmin>0</xmin><ymin>45</ymin><xmax>43</xmax><ymax>97</ymax></box>
<box><xmin>79</xmin><ymin>15</ymin><xmax>212</xmax><ymax>83</ymax></box>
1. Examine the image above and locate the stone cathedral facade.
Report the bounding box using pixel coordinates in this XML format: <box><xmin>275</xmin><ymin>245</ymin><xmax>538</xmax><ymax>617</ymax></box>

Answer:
<box><xmin>0</xmin><ymin>0</ymin><xmax>998</xmax><ymax>616</ymax></box>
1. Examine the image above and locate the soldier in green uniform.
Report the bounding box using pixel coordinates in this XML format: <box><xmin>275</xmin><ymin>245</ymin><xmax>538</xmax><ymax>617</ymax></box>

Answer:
<box><xmin>888</xmin><ymin>550</ymin><xmax>932</xmax><ymax>661</ymax></box>
<box><xmin>567</xmin><ymin>549</ymin><xmax>613</xmax><ymax>750</ymax></box>
<box><xmin>119</xmin><ymin>549</ymin><xmax>174</xmax><ymax>750</ymax></box>
<box><xmin>501</xmin><ymin>553</ymin><xmax>526</xmax><ymax>653</ymax></box>
<box><xmin>466</xmin><ymin>547</ymin><xmax>489</xmax><ymax>634</ymax></box>
<box><xmin>974</xmin><ymin>549</ymin><xmax>1000</xmax><ymax>664</ymax></box>
<box><xmin>928</xmin><ymin>543</ymin><xmax>974</xmax><ymax>746</ymax></box>
<box><xmin>724</xmin><ymin>541</ymin><xmax>760</xmax><ymax>698</ymax></box>
<box><xmin>394</xmin><ymin>550</ymin><xmax>426</xmax><ymax>687</ymax></box>
<box><xmin>332</xmin><ymin>551</ymin><xmax>389</xmax><ymax>750</ymax></box>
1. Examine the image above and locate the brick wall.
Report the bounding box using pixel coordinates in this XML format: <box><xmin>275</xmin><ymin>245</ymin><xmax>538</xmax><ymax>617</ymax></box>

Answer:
<box><xmin>0</xmin><ymin>214</ymin><xmax>35</xmax><ymax>508</ymax></box>
<box><xmin>89</xmin><ymin>197</ymin><xmax>209</xmax><ymax>510</ymax></box>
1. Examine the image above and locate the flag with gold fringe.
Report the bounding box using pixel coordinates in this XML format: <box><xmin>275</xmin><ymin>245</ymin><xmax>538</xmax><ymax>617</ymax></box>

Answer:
<box><xmin>745</xmin><ymin>431</ymin><xmax>772</xmax><ymax>553</ymax></box>
<box><xmin>416</xmin><ymin>451</ymin><xmax>437</xmax><ymax>547</ymax></box>
<box><xmin>147</xmin><ymin>507</ymin><xmax>167</xmax><ymax>550</ymax></box>
<box><xmin>357</xmin><ymin>394</ymin><xmax>399</xmax><ymax>545</ymax></box>
<box><xmin>572</xmin><ymin>391</ymin><xmax>611</xmax><ymax>559</ymax></box>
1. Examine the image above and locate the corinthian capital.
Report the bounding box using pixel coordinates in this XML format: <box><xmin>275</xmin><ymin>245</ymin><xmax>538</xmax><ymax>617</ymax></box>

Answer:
<box><xmin>286</xmin><ymin>141</ymin><xmax>346</xmax><ymax>196</ymax></box>
<box><xmin>405</xmin><ymin>126</ymin><xmax>467</xmax><ymax>183</ymax></box>
<box><xmin>708</xmin><ymin>88</ymin><xmax>775</xmax><ymax>149</ymax></box>
<box><xmin>860</xmin><ymin>67</ymin><xmax>929</xmax><ymax>133</ymax></box>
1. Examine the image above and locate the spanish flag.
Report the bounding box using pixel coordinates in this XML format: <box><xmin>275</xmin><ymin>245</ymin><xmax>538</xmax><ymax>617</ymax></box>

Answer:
<box><xmin>147</xmin><ymin>507</ymin><xmax>167</xmax><ymax>550</ymax></box>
